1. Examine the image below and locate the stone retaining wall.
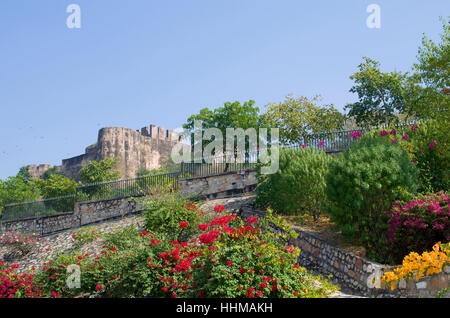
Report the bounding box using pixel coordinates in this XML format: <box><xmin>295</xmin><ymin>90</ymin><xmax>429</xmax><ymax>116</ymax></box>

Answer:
<box><xmin>179</xmin><ymin>170</ymin><xmax>258</xmax><ymax>200</ymax></box>
<box><xmin>1</xmin><ymin>197</ymin><xmax>144</xmax><ymax>236</ymax></box>
<box><xmin>238</xmin><ymin>205</ymin><xmax>449</xmax><ymax>298</ymax></box>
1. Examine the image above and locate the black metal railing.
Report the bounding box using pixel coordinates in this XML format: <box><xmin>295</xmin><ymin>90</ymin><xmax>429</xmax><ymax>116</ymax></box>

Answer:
<box><xmin>180</xmin><ymin>152</ymin><xmax>259</xmax><ymax>178</ymax></box>
<box><xmin>1</xmin><ymin>194</ymin><xmax>76</xmax><ymax>222</ymax></box>
<box><xmin>75</xmin><ymin>171</ymin><xmax>184</xmax><ymax>201</ymax></box>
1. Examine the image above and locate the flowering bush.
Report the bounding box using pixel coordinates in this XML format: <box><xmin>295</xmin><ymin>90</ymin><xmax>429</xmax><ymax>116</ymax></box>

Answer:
<box><xmin>385</xmin><ymin>192</ymin><xmax>449</xmax><ymax>264</ymax></box>
<box><xmin>0</xmin><ymin>229</ymin><xmax>40</xmax><ymax>257</ymax></box>
<box><xmin>325</xmin><ymin>137</ymin><xmax>419</xmax><ymax>263</ymax></box>
<box><xmin>255</xmin><ymin>147</ymin><xmax>331</xmax><ymax>221</ymax></box>
<box><xmin>139</xmin><ymin>193</ymin><xmax>207</xmax><ymax>241</ymax></box>
<box><xmin>29</xmin><ymin>204</ymin><xmax>337</xmax><ymax>298</ymax></box>
<box><xmin>0</xmin><ymin>260</ymin><xmax>44</xmax><ymax>298</ymax></box>
<box><xmin>365</xmin><ymin>121</ymin><xmax>449</xmax><ymax>192</ymax></box>
<box><xmin>381</xmin><ymin>242</ymin><xmax>449</xmax><ymax>290</ymax></box>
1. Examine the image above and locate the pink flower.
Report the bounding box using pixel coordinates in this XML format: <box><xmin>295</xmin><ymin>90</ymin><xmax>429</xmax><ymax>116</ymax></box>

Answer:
<box><xmin>411</xmin><ymin>124</ymin><xmax>418</xmax><ymax>132</ymax></box>
<box><xmin>390</xmin><ymin>129</ymin><xmax>397</xmax><ymax>136</ymax></box>
<box><xmin>380</xmin><ymin>130</ymin><xmax>388</xmax><ymax>136</ymax></box>
<box><xmin>301</xmin><ymin>144</ymin><xmax>306</xmax><ymax>149</ymax></box>
<box><xmin>402</xmin><ymin>135</ymin><xmax>408</xmax><ymax>140</ymax></box>
<box><xmin>350</xmin><ymin>131</ymin><xmax>362</xmax><ymax>140</ymax></box>
<box><xmin>95</xmin><ymin>284</ymin><xmax>102</xmax><ymax>291</ymax></box>
<box><xmin>317</xmin><ymin>141</ymin><xmax>325</xmax><ymax>148</ymax></box>
<box><xmin>391</xmin><ymin>139</ymin><xmax>397</xmax><ymax>144</ymax></box>
<box><xmin>429</xmin><ymin>141</ymin><xmax>437</xmax><ymax>149</ymax></box>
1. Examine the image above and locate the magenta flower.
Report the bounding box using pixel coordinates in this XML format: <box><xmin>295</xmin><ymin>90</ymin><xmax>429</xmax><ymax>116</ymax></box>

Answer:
<box><xmin>391</xmin><ymin>139</ymin><xmax>397</xmax><ymax>144</ymax></box>
<box><xmin>402</xmin><ymin>135</ymin><xmax>408</xmax><ymax>141</ymax></box>
<box><xmin>429</xmin><ymin>141</ymin><xmax>437</xmax><ymax>149</ymax></box>
<box><xmin>301</xmin><ymin>144</ymin><xmax>306</xmax><ymax>149</ymax></box>
<box><xmin>390</xmin><ymin>129</ymin><xmax>397</xmax><ymax>136</ymax></box>
<box><xmin>350</xmin><ymin>131</ymin><xmax>362</xmax><ymax>140</ymax></box>
<box><xmin>411</xmin><ymin>124</ymin><xmax>418</xmax><ymax>132</ymax></box>
<box><xmin>317</xmin><ymin>141</ymin><xmax>325</xmax><ymax>148</ymax></box>
<box><xmin>380</xmin><ymin>130</ymin><xmax>388</xmax><ymax>136</ymax></box>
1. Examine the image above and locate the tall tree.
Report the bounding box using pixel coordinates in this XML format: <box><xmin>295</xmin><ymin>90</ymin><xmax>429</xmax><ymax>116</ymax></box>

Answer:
<box><xmin>78</xmin><ymin>158</ymin><xmax>120</xmax><ymax>184</ymax></box>
<box><xmin>262</xmin><ymin>95</ymin><xmax>346</xmax><ymax>145</ymax></box>
<box><xmin>183</xmin><ymin>100</ymin><xmax>267</xmax><ymax>155</ymax></box>
<box><xmin>405</xmin><ymin>17</ymin><xmax>449</xmax><ymax>120</ymax></box>
<box><xmin>345</xmin><ymin>57</ymin><xmax>408</xmax><ymax>127</ymax></box>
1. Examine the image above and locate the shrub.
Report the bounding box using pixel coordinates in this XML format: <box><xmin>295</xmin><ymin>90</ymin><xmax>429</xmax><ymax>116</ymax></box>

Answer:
<box><xmin>139</xmin><ymin>193</ymin><xmax>207</xmax><ymax>242</ymax></box>
<box><xmin>0</xmin><ymin>229</ymin><xmax>40</xmax><ymax>257</ymax></box>
<box><xmin>364</xmin><ymin>121</ymin><xmax>449</xmax><ymax>192</ymax></box>
<box><xmin>255</xmin><ymin>147</ymin><xmax>331</xmax><ymax>221</ymax></box>
<box><xmin>31</xmin><ymin>204</ymin><xmax>338</xmax><ymax>298</ymax></box>
<box><xmin>0</xmin><ymin>260</ymin><xmax>44</xmax><ymax>298</ymax></box>
<box><xmin>325</xmin><ymin>137</ymin><xmax>419</xmax><ymax>262</ymax></box>
<box><xmin>385</xmin><ymin>192</ymin><xmax>449</xmax><ymax>264</ymax></box>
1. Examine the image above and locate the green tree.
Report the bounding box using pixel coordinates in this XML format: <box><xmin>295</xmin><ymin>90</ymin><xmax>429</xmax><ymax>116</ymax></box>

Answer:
<box><xmin>78</xmin><ymin>158</ymin><xmax>121</xmax><ymax>184</ymax></box>
<box><xmin>405</xmin><ymin>17</ymin><xmax>449</xmax><ymax>121</ymax></box>
<box><xmin>41</xmin><ymin>166</ymin><xmax>63</xmax><ymax>180</ymax></box>
<box><xmin>262</xmin><ymin>95</ymin><xmax>346</xmax><ymax>145</ymax></box>
<box><xmin>345</xmin><ymin>57</ymin><xmax>409</xmax><ymax>127</ymax></box>
<box><xmin>0</xmin><ymin>175</ymin><xmax>40</xmax><ymax>207</ymax></box>
<box><xmin>183</xmin><ymin>100</ymin><xmax>267</xmax><ymax>154</ymax></box>
<box><xmin>16</xmin><ymin>166</ymin><xmax>32</xmax><ymax>182</ymax></box>
<box><xmin>35</xmin><ymin>174</ymin><xmax>78</xmax><ymax>198</ymax></box>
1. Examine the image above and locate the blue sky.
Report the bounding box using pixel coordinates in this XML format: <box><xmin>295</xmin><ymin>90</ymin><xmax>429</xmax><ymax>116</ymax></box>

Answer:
<box><xmin>0</xmin><ymin>0</ymin><xmax>448</xmax><ymax>179</ymax></box>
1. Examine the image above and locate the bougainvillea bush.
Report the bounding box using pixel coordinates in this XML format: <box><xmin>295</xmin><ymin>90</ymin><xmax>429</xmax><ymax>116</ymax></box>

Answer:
<box><xmin>1</xmin><ymin>202</ymin><xmax>338</xmax><ymax>298</ymax></box>
<box><xmin>363</xmin><ymin>121</ymin><xmax>449</xmax><ymax>192</ymax></box>
<box><xmin>384</xmin><ymin>192</ymin><xmax>449</xmax><ymax>264</ymax></box>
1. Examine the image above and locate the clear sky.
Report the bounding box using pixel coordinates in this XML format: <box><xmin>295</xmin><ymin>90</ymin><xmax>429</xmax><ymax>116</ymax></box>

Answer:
<box><xmin>0</xmin><ymin>0</ymin><xmax>448</xmax><ymax>179</ymax></box>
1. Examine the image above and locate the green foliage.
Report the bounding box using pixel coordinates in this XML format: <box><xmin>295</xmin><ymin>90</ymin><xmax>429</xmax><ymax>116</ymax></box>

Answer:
<box><xmin>72</xmin><ymin>226</ymin><xmax>100</xmax><ymax>249</ymax></box>
<box><xmin>325</xmin><ymin>137</ymin><xmax>420</xmax><ymax>262</ymax></box>
<box><xmin>0</xmin><ymin>175</ymin><xmax>40</xmax><ymax>210</ymax></box>
<box><xmin>139</xmin><ymin>193</ymin><xmax>206</xmax><ymax>241</ymax></box>
<box><xmin>255</xmin><ymin>147</ymin><xmax>331</xmax><ymax>221</ymax></box>
<box><xmin>262</xmin><ymin>95</ymin><xmax>346</xmax><ymax>145</ymax></box>
<box><xmin>183</xmin><ymin>100</ymin><xmax>267</xmax><ymax>153</ymax></box>
<box><xmin>406</xmin><ymin>17</ymin><xmax>449</xmax><ymax>121</ymax></box>
<box><xmin>78</xmin><ymin>158</ymin><xmax>121</xmax><ymax>184</ymax></box>
<box><xmin>17</xmin><ymin>166</ymin><xmax>32</xmax><ymax>182</ymax></box>
<box><xmin>101</xmin><ymin>225</ymin><xmax>141</xmax><ymax>250</ymax></box>
<box><xmin>35</xmin><ymin>174</ymin><xmax>78</xmax><ymax>199</ymax></box>
<box><xmin>345</xmin><ymin>57</ymin><xmax>409</xmax><ymax>127</ymax></box>
<box><xmin>41</xmin><ymin>167</ymin><xmax>63</xmax><ymax>180</ymax></box>
<box><xmin>363</xmin><ymin>120</ymin><xmax>449</xmax><ymax>192</ymax></box>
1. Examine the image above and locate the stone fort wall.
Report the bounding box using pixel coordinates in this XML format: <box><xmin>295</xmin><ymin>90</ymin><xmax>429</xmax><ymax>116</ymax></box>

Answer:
<box><xmin>45</xmin><ymin>125</ymin><xmax>188</xmax><ymax>180</ymax></box>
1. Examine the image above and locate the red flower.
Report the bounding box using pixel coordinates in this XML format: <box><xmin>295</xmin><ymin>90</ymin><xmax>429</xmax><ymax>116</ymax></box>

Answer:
<box><xmin>109</xmin><ymin>247</ymin><xmax>117</xmax><ymax>251</ymax></box>
<box><xmin>214</xmin><ymin>205</ymin><xmax>225</xmax><ymax>214</ymax></box>
<box><xmin>95</xmin><ymin>284</ymin><xmax>102</xmax><ymax>291</ymax></box>
<box><xmin>260</xmin><ymin>282</ymin><xmax>267</xmax><ymax>289</ymax></box>
<box><xmin>226</xmin><ymin>260</ymin><xmax>233</xmax><ymax>267</ymax></box>
<box><xmin>198</xmin><ymin>224</ymin><xmax>209</xmax><ymax>231</ymax></box>
<box><xmin>239</xmin><ymin>267</ymin><xmax>247</xmax><ymax>274</ymax></box>
<box><xmin>256</xmin><ymin>290</ymin><xmax>263</xmax><ymax>297</ymax></box>
<box><xmin>179</xmin><ymin>221</ymin><xmax>189</xmax><ymax>228</ymax></box>
<box><xmin>72</xmin><ymin>234</ymin><xmax>77</xmax><ymax>239</ymax></box>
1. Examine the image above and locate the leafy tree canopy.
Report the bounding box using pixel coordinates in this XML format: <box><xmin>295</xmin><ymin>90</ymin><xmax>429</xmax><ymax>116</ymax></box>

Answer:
<box><xmin>262</xmin><ymin>95</ymin><xmax>346</xmax><ymax>145</ymax></box>
<box><xmin>344</xmin><ymin>57</ymin><xmax>409</xmax><ymax>127</ymax></box>
<box><xmin>78</xmin><ymin>158</ymin><xmax>121</xmax><ymax>184</ymax></box>
<box><xmin>35</xmin><ymin>174</ymin><xmax>78</xmax><ymax>199</ymax></box>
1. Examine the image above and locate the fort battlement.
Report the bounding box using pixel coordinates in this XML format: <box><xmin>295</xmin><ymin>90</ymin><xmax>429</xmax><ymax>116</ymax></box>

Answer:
<box><xmin>136</xmin><ymin>124</ymin><xmax>180</xmax><ymax>142</ymax></box>
<box><xmin>54</xmin><ymin>124</ymin><xmax>188</xmax><ymax>181</ymax></box>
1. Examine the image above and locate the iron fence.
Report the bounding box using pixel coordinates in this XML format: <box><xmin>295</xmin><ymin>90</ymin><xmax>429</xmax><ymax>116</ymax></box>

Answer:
<box><xmin>75</xmin><ymin>171</ymin><xmax>184</xmax><ymax>201</ymax></box>
<box><xmin>1</xmin><ymin>195</ymin><xmax>76</xmax><ymax>222</ymax></box>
